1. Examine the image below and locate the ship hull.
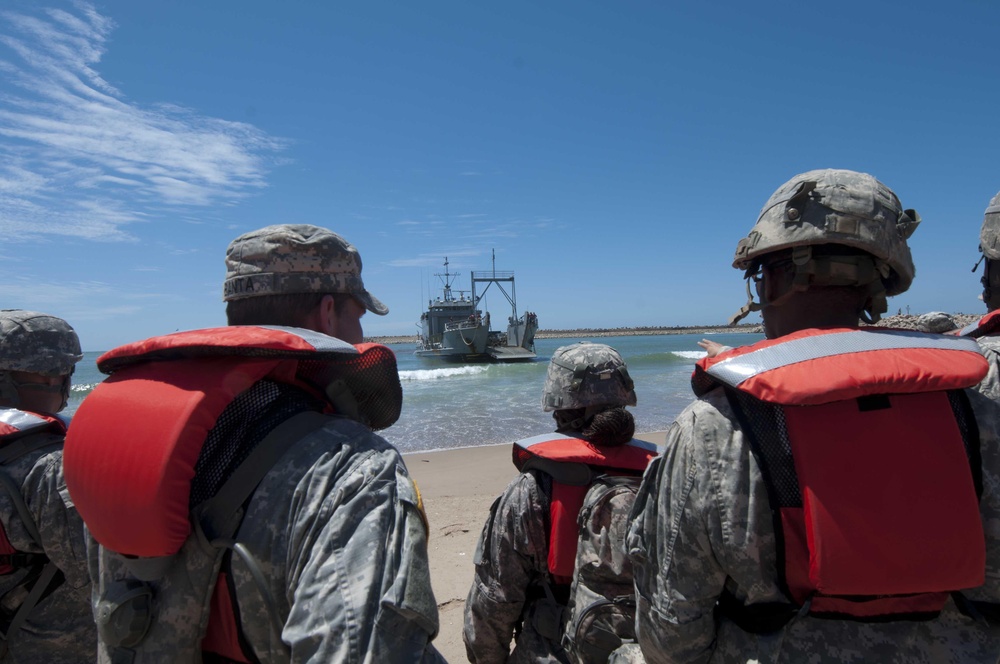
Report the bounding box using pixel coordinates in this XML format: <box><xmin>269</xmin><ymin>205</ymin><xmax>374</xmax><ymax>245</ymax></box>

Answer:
<box><xmin>415</xmin><ymin>318</ymin><xmax>538</xmax><ymax>363</ymax></box>
<box><xmin>415</xmin><ymin>257</ymin><xmax>538</xmax><ymax>363</ymax></box>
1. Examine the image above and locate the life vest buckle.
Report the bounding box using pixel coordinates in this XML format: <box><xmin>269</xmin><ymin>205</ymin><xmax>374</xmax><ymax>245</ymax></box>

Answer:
<box><xmin>95</xmin><ymin>580</ymin><xmax>154</xmax><ymax>649</ymax></box>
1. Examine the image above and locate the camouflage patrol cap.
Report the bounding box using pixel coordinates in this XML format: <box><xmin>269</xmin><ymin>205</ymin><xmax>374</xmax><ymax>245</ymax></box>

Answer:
<box><xmin>733</xmin><ymin>169</ymin><xmax>920</xmax><ymax>296</ymax></box>
<box><xmin>223</xmin><ymin>224</ymin><xmax>388</xmax><ymax>315</ymax></box>
<box><xmin>0</xmin><ymin>310</ymin><xmax>82</xmax><ymax>376</ymax></box>
<box><xmin>542</xmin><ymin>342</ymin><xmax>636</xmax><ymax>412</ymax></box>
<box><xmin>979</xmin><ymin>191</ymin><xmax>1000</xmax><ymax>260</ymax></box>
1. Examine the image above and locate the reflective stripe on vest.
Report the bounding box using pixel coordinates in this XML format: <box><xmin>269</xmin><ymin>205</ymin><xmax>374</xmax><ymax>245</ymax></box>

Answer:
<box><xmin>96</xmin><ymin>325</ymin><xmax>358</xmax><ymax>373</ymax></box>
<box><xmin>514</xmin><ymin>432</ymin><xmax>660</xmax><ymax>469</ymax></box>
<box><xmin>694</xmin><ymin>328</ymin><xmax>986</xmax><ymax>405</ymax></box>
<box><xmin>0</xmin><ymin>409</ymin><xmax>61</xmax><ymax>438</ymax></box>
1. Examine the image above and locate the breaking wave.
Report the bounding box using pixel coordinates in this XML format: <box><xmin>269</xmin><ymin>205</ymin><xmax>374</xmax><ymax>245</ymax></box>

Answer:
<box><xmin>398</xmin><ymin>366</ymin><xmax>490</xmax><ymax>381</ymax></box>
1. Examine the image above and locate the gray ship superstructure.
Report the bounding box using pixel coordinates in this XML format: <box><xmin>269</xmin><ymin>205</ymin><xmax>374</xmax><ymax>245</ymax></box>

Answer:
<box><xmin>416</xmin><ymin>255</ymin><xmax>538</xmax><ymax>362</ymax></box>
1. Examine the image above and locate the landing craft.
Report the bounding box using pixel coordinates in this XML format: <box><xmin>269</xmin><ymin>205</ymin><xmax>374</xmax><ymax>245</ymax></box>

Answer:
<box><xmin>416</xmin><ymin>254</ymin><xmax>538</xmax><ymax>362</ymax></box>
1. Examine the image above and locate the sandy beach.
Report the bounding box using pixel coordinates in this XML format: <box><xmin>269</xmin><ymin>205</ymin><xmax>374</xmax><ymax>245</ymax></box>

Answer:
<box><xmin>404</xmin><ymin>430</ymin><xmax>668</xmax><ymax>663</ymax></box>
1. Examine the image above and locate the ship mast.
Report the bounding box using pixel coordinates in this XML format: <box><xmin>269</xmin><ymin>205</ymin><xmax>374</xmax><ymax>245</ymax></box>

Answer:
<box><xmin>434</xmin><ymin>257</ymin><xmax>460</xmax><ymax>303</ymax></box>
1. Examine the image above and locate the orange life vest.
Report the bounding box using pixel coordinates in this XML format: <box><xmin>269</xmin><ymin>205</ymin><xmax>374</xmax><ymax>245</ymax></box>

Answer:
<box><xmin>693</xmin><ymin>327</ymin><xmax>988</xmax><ymax>626</ymax></box>
<box><xmin>512</xmin><ymin>433</ymin><xmax>659</xmax><ymax>584</ymax></box>
<box><xmin>0</xmin><ymin>409</ymin><xmax>68</xmax><ymax>649</ymax></box>
<box><xmin>64</xmin><ymin>326</ymin><xmax>401</xmax><ymax>663</ymax></box>
<box><xmin>0</xmin><ymin>409</ymin><xmax>66</xmax><ymax>574</ymax></box>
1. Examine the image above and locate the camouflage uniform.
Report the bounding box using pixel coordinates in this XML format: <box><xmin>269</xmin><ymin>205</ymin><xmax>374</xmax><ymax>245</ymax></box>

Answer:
<box><xmin>0</xmin><ymin>431</ymin><xmax>92</xmax><ymax>663</ymax></box>
<box><xmin>465</xmin><ymin>343</ymin><xmax>641</xmax><ymax>664</ymax></box>
<box><xmin>975</xmin><ymin>335</ymin><xmax>1000</xmax><ymax>402</ymax></box>
<box><xmin>628</xmin><ymin>382</ymin><xmax>1000</xmax><ymax>664</ymax></box>
<box><xmin>87</xmin><ymin>411</ymin><xmax>441</xmax><ymax>663</ymax></box>
<box><xmin>972</xmin><ymin>192</ymin><xmax>1000</xmax><ymax>404</ymax></box>
<box><xmin>465</xmin><ymin>470</ymin><xmax>569</xmax><ymax>664</ymax></box>
<box><xmin>629</xmin><ymin>171</ymin><xmax>1000</xmax><ymax>663</ymax></box>
<box><xmin>0</xmin><ymin>311</ymin><xmax>92</xmax><ymax>662</ymax></box>
<box><xmin>80</xmin><ymin>227</ymin><xmax>441</xmax><ymax>662</ymax></box>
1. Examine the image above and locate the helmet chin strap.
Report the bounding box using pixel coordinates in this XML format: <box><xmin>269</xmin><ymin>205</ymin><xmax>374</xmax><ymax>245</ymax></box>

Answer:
<box><xmin>6</xmin><ymin>373</ymin><xmax>72</xmax><ymax>413</ymax></box>
<box><xmin>729</xmin><ymin>249</ymin><xmax>890</xmax><ymax>326</ymax></box>
<box><xmin>728</xmin><ymin>277</ymin><xmax>764</xmax><ymax>326</ymax></box>
<box><xmin>0</xmin><ymin>373</ymin><xmax>19</xmax><ymax>409</ymax></box>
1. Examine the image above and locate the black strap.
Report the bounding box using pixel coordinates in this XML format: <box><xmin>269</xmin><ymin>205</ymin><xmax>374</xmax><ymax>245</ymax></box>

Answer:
<box><xmin>716</xmin><ymin>587</ymin><xmax>798</xmax><ymax>634</ymax></box>
<box><xmin>195</xmin><ymin>410</ymin><xmax>332</xmax><ymax>541</ymax></box>
<box><xmin>0</xmin><ymin>562</ymin><xmax>63</xmax><ymax>654</ymax></box>
<box><xmin>193</xmin><ymin>410</ymin><xmax>333</xmax><ymax>664</ymax></box>
<box><xmin>0</xmin><ymin>552</ymin><xmax>45</xmax><ymax>569</ymax></box>
<box><xmin>953</xmin><ymin>592</ymin><xmax>1000</xmax><ymax>625</ymax></box>
<box><xmin>971</xmin><ymin>601</ymin><xmax>1000</xmax><ymax>624</ymax></box>
<box><xmin>0</xmin><ymin>434</ymin><xmax>63</xmax><ymax>548</ymax></box>
<box><xmin>0</xmin><ymin>430</ymin><xmax>66</xmax><ymax>653</ymax></box>
<box><xmin>0</xmin><ymin>432</ymin><xmax>62</xmax><ymax>466</ymax></box>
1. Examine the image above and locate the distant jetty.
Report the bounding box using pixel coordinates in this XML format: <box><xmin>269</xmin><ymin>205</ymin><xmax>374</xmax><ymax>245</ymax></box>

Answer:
<box><xmin>365</xmin><ymin>313</ymin><xmax>984</xmax><ymax>346</ymax></box>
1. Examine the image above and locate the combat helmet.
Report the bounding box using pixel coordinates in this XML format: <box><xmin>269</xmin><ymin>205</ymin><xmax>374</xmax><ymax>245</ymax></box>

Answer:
<box><xmin>0</xmin><ymin>310</ymin><xmax>82</xmax><ymax>408</ymax></box>
<box><xmin>730</xmin><ymin>169</ymin><xmax>920</xmax><ymax>324</ymax></box>
<box><xmin>542</xmin><ymin>342</ymin><xmax>636</xmax><ymax>412</ymax></box>
<box><xmin>978</xmin><ymin>191</ymin><xmax>1000</xmax><ymax>261</ymax></box>
<box><xmin>972</xmin><ymin>191</ymin><xmax>1000</xmax><ymax>309</ymax></box>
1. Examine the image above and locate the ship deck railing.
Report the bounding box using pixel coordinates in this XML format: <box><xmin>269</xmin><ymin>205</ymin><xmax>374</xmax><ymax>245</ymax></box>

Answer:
<box><xmin>444</xmin><ymin>319</ymin><xmax>481</xmax><ymax>332</ymax></box>
<box><xmin>471</xmin><ymin>270</ymin><xmax>514</xmax><ymax>281</ymax></box>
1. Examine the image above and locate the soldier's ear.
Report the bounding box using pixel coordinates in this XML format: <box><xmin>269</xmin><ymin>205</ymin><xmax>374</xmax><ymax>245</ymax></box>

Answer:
<box><xmin>313</xmin><ymin>295</ymin><xmax>338</xmax><ymax>337</ymax></box>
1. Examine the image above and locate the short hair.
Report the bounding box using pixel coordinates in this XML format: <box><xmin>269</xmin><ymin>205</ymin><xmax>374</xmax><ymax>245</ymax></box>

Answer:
<box><xmin>225</xmin><ymin>292</ymin><xmax>356</xmax><ymax>327</ymax></box>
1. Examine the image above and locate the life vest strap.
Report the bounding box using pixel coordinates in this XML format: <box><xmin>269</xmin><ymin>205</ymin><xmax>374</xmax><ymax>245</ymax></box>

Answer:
<box><xmin>0</xmin><ymin>432</ymin><xmax>63</xmax><ymax>466</ymax></box>
<box><xmin>0</xmin><ymin>552</ymin><xmax>45</xmax><ymax>569</ymax></box>
<box><xmin>952</xmin><ymin>594</ymin><xmax>1000</xmax><ymax>625</ymax></box>
<box><xmin>716</xmin><ymin>587</ymin><xmax>798</xmax><ymax>634</ymax></box>
<box><xmin>0</xmin><ymin>472</ymin><xmax>44</xmax><ymax>559</ymax></box>
<box><xmin>197</xmin><ymin>409</ymin><xmax>333</xmax><ymax>664</ymax></box>
<box><xmin>0</xmin><ymin>562</ymin><xmax>63</xmax><ymax>652</ymax></box>
<box><xmin>195</xmin><ymin>410</ymin><xmax>333</xmax><ymax>541</ymax></box>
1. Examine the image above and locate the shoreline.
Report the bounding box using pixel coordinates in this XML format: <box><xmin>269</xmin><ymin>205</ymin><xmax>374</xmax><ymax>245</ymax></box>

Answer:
<box><xmin>366</xmin><ymin>323</ymin><xmax>763</xmax><ymax>346</ymax></box>
<box><xmin>367</xmin><ymin>312</ymin><xmax>984</xmax><ymax>346</ymax></box>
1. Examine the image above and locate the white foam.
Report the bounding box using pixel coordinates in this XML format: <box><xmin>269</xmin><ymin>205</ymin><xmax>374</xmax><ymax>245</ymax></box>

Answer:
<box><xmin>399</xmin><ymin>365</ymin><xmax>490</xmax><ymax>381</ymax></box>
<box><xmin>672</xmin><ymin>350</ymin><xmax>707</xmax><ymax>360</ymax></box>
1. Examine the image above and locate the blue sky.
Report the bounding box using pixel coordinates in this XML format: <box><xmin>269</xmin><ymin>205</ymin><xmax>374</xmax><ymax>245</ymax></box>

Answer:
<box><xmin>1</xmin><ymin>1</ymin><xmax>998</xmax><ymax>351</ymax></box>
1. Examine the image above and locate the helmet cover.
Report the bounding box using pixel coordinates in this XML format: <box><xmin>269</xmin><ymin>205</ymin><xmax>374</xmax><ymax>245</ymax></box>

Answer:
<box><xmin>542</xmin><ymin>342</ymin><xmax>636</xmax><ymax>412</ymax></box>
<box><xmin>0</xmin><ymin>310</ymin><xmax>82</xmax><ymax>376</ymax></box>
<box><xmin>733</xmin><ymin>169</ymin><xmax>919</xmax><ymax>296</ymax></box>
<box><xmin>979</xmin><ymin>191</ymin><xmax>1000</xmax><ymax>260</ymax></box>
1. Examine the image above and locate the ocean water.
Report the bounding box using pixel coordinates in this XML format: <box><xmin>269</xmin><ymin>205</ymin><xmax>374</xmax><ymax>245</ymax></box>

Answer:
<box><xmin>67</xmin><ymin>332</ymin><xmax>762</xmax><ymax>453</ymax></box>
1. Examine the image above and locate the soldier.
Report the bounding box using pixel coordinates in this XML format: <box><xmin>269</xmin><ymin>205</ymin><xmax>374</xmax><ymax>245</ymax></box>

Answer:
<box><xmin>0</xmin><ymin>310</ymin><xmax>92</xmax><ymax>662</ymax></box>
<box><xmin>464</xmin><ymin>342</ymin><xmax>659</xmax><ymax>664</ymax></box>
<box><xmin>65</xmin><ymin>225</ymin><xmax>443</xmax><ymax>662</ymax></box>
<box><xmin>961</xmin><ymin>191</ymin><xmax>1000</xmax><ymax>401</ymax></box>
<box><xmin>628</xmin><ymin>169</ymin><xmax>1000</xmax><ymax>663</ymax></box>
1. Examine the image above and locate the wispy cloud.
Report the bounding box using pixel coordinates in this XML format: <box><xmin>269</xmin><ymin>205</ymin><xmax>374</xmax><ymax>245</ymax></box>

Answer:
<box><xmin>387</xmin><ymin>250</ymin><xmax>483</xmax><ymax>268</ymax></box>
<box><xmin>0</xmin><ymin>2</ymin><xmax>286</xmax><ymax>241</ymax></box>
<box><xmin>0</xmin><ymin>276</ymin><xmax>175</xmax><ymax>321</ymax></box>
